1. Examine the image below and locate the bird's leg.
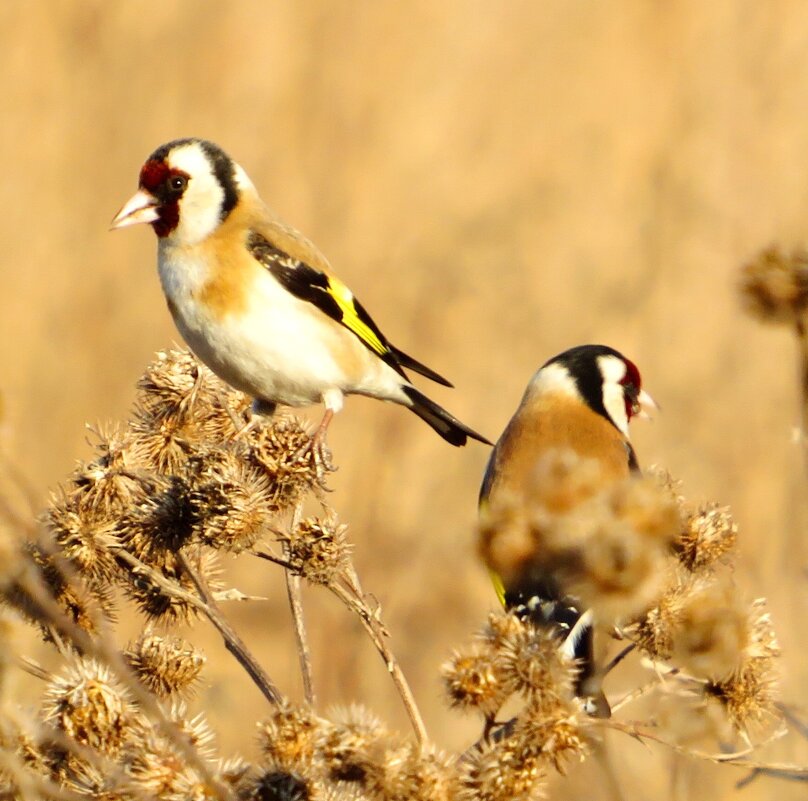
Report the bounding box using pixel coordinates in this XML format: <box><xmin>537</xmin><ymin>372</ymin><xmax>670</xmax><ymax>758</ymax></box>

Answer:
<box><xmin>293</xmin><ymin>390</ymin><xmax>341</xmax><ymax>485</ymax></box>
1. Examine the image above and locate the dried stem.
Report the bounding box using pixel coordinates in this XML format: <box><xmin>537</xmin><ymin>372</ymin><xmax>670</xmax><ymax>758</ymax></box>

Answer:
<box><xmin>284</xmin><ymin>502</ymin><xmax>315</xmax><ymax>706</ymax></box>
<box><xmin>252</xmin><ymin>550</ymin><xmax>429</xmax><ymax>747</ymax></box>
<box><xmin>602</xmin><ymin>643</ymin><xmax>636</xmax><ymax>678</ymax></box>
<box><xmin>175</xmin><ymin>549</ymin><xmax>284</xmax><ymax>706</ymax></box>
<box><xmin>796</xmin><ymin>315</ymin><xmax>808</xmax><ymax>473</ymax></box>
<box><xmin>14</xmin><ymin>565</ymin><xmax>234</xmax><ymax>801</ymax></box>
<box><xmin>602</xmin><ymin>719</ymin><xmax>797</xmax><ymax>772</ymax></box>
<box><xmin>334</xmin><ymin>566</ymin><xmax>429</xmax><ymax>747</ymax></box>
<box><xmin>112</xmin><ymin>546</ymin><xmax>282</xmax><ymax>707</ymax></box>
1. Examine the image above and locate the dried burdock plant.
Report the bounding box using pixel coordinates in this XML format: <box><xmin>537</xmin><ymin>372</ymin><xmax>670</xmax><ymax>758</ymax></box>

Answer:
<box><xmin>674</xmin><ymin>502</ymin><xmax>738</xmax><ymax>573</ymax></box>
<box><xmin>741</xmin><ymin>245</ymin><xmax>808</xmax><ymax>471</ymax></box>
<box><xmin>277</xmin><ymin>515</ymin><xmax>352</xmax><ymax>587</ymax></box>
<box><xmin>42</xmin><ymin>657</ymin><xmax>137</xmax><ymax>759</ymax></box>
<box><xmin>0</xmin><ymin>347</ymin><xmax>804</xmax><ymax>801</ymax></box>
<box><xmin>704</xmin><ymin>598</ymin><xmax>781</xmax><ymax>734</ymax></box>
<box><xmin>444</xmin><ymin>611</ymin><xmax>587</xmax><ymax>800</ymax></box>
<box><xmin>124</xmin><ymin>633</ymin><xmax>205</xmax><ymax>699</ymax></box>
<box><xmin>740</xmin><ymin>245</ymin><xmax>808</xmax><ymax>326</ymax></box>
<box><xmin>190</xmin><ymin>450</ymin><xmax>277</xmax><ymax>553</ymax></box>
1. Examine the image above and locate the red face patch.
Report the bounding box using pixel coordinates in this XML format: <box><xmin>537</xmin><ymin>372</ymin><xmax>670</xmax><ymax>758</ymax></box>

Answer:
<box><xmin>620</xmin><ymin>357</ymin><xmax>642</xmax><ymax>419</ymax></box>
<box><xmin>137</xmin><ymin>160</ymin><xmax>189</xmax><ymax>237</ymax></box>
<box><xmin>620</xmin><ymin>357</ymin><xmax>642</xmax><ymax>420</ymax></box>
<box><xmin>139</xmin><ymin>159</ymin><xmax>171</xmax><ymax>193</ymax></box>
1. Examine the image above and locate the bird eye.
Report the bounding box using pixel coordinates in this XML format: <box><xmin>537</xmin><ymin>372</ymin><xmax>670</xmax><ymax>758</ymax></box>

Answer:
<box><xmin>168</xmin><ymin>175</ymin><xmax>187</xmax><ymax>192</ymax></box>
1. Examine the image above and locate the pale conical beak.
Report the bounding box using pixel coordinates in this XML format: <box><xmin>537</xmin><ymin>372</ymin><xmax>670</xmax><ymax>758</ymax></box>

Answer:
<box><xmin>110</xmin><ymin>189</ymin><xmax>160</xmax><ymax>230</ymax></box>
<box><xmin>633</xmin><ymin>389</ymin><xmax>659</xmax><ymax>421</ymax></box>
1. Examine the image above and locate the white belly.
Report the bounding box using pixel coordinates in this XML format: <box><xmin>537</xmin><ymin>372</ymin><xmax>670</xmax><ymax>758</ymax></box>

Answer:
<box><xmin>157</xmin><ymin>246</ymin><xmax>406</xmax><ymax>408</ymax></box>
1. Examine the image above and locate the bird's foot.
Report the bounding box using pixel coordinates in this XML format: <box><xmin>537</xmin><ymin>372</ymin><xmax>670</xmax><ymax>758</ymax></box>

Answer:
<box><xmin>292</xmin><ymin>409</ymin><xmax>336</xmax><ymax>489</ymax></box>
<box><xmin>293</xmin><ymin>430</ymin><xmax>336</xmax><ymax>489</ymax></box>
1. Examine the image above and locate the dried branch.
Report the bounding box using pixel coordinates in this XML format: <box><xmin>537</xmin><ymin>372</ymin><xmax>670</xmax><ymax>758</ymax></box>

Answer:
<box><xmin>175</xmin><ymin>549</ymin><xmax>284</xmax><ymax>707</ymax></box>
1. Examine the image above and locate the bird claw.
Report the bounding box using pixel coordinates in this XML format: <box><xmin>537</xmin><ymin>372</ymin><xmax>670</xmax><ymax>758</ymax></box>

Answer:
<box><xmin>293</xmin><ymin>434</ymin><xmax>337</xmax><ymax>489</ymax></box>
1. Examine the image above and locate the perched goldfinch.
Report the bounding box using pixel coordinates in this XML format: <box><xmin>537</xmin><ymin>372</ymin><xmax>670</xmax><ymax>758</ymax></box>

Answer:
<box><xmin>480</xmin><ymin>344</ymin><xmax>657</xmax><ymax>717</ymax></box>
<box><xmin>111</xmin><ymin>139</ymin><xmax>491</xmax><ymax>465</ymax></box>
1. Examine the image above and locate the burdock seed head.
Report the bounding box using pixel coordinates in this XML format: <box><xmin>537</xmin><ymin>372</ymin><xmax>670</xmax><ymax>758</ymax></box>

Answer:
<box><xmin>190</xmin><ymin>449</ymin><xmax>276</xmax><ymax>553</ymax></box>
<box><xmin>281</xmin><ymin>516</ymin><xmax>352</xmax><ymax>586</ymax></box>
<box><xmin>740</xmin><ymin>245</ymin><xmax>808</xmax><ymax>325</ymax></box>
<box><xmin>124</xmin><ymin>633</ymin><xmax>206</xmax><ymax>698</ymax></box>
<box><xmin>705</xmin><ymin>598</ymin><xmax>780</xmax><ymax>733</ymax></box>
<box><xmin>42</xmin><ymin>657</ymin><xmax>136</xmax><ymax>757</ymax></box>
<box><xmin>675</xmin><ymin>503</ymin><xmax>737</xmax><ymax>573</ymax></box>
<box><xmin>257</xmin><ymin>705</ymin><xmax>327</xmax><ymax>773</ymax></box>
<box><xmin>44</xmin><ymin>489</ymin><xmax>120</xmax><ymax>584</ymax></box>
<box><xmin>246</xmin><ymin>418</ymin><xmax>322</xmax><ymax>510</ymax></box>
<box><xmin>441</xmin><ymin>645</ymin><xmax>509</xmax><ymax>717</ymax></box>
<box><xmin>670</xmin><ymin>577</ymin><xmax>748</xmax><ymax>681</ymax></box>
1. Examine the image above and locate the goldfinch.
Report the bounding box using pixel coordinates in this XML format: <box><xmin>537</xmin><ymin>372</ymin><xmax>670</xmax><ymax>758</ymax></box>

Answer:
<box><xmin>479</xmin><ymin>344</ymin><xmax>657</xmax><ymax>716</ymax></box>
<box><xmin>111</xmin><ymin>139</ymin><xmax>491</xmax><ymax>466</ymax></box>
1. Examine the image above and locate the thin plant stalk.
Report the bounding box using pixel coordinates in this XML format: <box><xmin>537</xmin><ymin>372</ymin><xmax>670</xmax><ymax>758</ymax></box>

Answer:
<box><xmin>284</xmin><ymin>501</ymin><xmax>316</xmax><ymax>706</ymax></box>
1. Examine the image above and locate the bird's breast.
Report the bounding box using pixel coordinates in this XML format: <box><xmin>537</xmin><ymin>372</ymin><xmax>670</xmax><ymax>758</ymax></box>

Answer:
<box><xmin>154</xmin><ymin>244</ymin><xmax>400</xmax><ymax>406</ymax></box>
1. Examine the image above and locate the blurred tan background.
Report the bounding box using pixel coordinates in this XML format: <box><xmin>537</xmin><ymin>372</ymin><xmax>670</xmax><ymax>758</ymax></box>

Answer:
<box><xmin>1</xmin><ymin>1</ymin><xmax>807</xmax><ymax>798</ymax></box>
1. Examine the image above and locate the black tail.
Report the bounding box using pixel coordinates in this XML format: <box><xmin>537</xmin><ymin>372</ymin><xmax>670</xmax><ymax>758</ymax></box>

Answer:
<box><xmin>402</xmin><ymin>386</ymin><xmax>492</xmax><ymax>446</ymax></box>
<box><xmin>505</xmin><ymin>581</ymin><xmax>611</xmax><ymax>718</ymax></box>
<box><xmin>391</xmin><ymin>345</ymin><xmax>453</xmax><ymax>387</ymax></box>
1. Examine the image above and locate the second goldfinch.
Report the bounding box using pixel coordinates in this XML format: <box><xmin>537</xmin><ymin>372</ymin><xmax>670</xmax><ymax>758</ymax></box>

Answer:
<box><xmin>111</xmin><ymin>138</ymin><xmax>490</xmax><ymax>459</ymax></box>
<box><xmin>480</xmin><ymin>344</ymin><xmax>657</xmax><ymax>716</ymax></box>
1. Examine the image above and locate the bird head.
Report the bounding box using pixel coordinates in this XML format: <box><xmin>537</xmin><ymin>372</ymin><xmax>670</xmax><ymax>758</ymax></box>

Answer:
<box><xmin>530</xmin><ymin>344</ymin><xmax>657</xmax><ymax>436</ymax></box>
<box><xmin>110</xmin><ymin>138</ymin><xmax>250</xmax><ymax>245</ymax></box>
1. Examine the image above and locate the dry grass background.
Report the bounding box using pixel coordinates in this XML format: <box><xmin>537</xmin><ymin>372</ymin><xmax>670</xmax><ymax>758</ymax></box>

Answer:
<box><xmin>1</xmin><ymin>1</ymin><xmax>806</xmax><ymax>798</ymax></box>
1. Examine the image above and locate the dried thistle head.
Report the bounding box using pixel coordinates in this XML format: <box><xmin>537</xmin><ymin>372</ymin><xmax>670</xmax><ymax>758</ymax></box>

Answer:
<box><xmin>480</xmin><ymin>454</ymin><xmax>679</xmax><ymax>627</ymax></box>
<box><xmin>629</xmin><ymin>565</ymin><xmax>692</xmax><ymax>662</ymax></box>
<box><xmin>8</xmin><ymin>542</ymin><xmax>114</xmax><ymax>637</ymax></box>
<box><xmin>244</xmin><ymin>769</ymin><xmax>313</xmax><ymax>801</ymax></box>
<box><xmin>124</xmin><ymin>633</ymin><xmax>205</xmax><ymax>698</ymax></box>
<box><xmin>442</xmin><ymin>646</ymin><xmax>510</xmax><ymax>717</ymax></box>
<box><xmin>524</xmin><ymin>449</ymin><xmax>605</xmax><ymax>515</ymax></box>
<box><xmin>190</xmin><ymin>449</ymin><xmax>276</xmax><ymax>553</ymax></box>
<box><xmin>541</xmin><ymin>477</ymin><xmax>678</xmax><ymax>623</ymax></box>
<box><xmin>675</xmin><ymin>503</ymin><xmax>737</xmax><ymax>572</ymax></box>
<box><xmin>45</xmin><ymin>489</ymin><xmax>120</xmax><ymax>584</ymax></box>
<box><xmin>559</xmin><ymin>509</ymin><xmax>665</xmax><ymax>622</ymax></box>
<box><xmin>490</xmin><ymin>616</ymin><xmax>577</xmax><ymax>710</ymax></box>
<box><xmin>376</xmin><ymin>742</ymin><xmax>455</xmax><ymax>801</ymax></box>
<box><xmin>246</xmin><ymin>418</ymin><xmax>323</xmax><ymax>509</ymax></box>
<box><xmin>319</xmin><ymin>705</ymin><xmax>390</xmax><ymax>789</ymax></box>
<box><xmin>125</xmin><ymin>737</ymin><xmax>218</xmax><ymax>801</ymax></box>
<box><xmin>116</xmin><ymin>473</ymin><xmax>196</xmax><ymax>567</ymax></box>
<box><xmin>670</xmin><ymin>578</ymin><xmax>748</xmax><ymax>681</ymax></box>
<box><xmin>168</xmin><ymin>702</ymin><xmax>216</xmax><ymax>759</ymax></box>
<box><xmin>512</xmin><ymin>698</ymin><xmax>588</xmax><ymax>773</ymax></box>
<box><xmin>258</xmin><ymin>705</ymin><xmax>327</xmax><ymax>773</ymax></box>
<box><xmin>740</xmin><ymin>245</ymin><xmax>808</xmax><ymax>325</ymax></box>
<box><xmin>43</xmin><ymin>658</ymin><xmax>136</xmax><ymax>757</ymax></box>
<box><xmin>130</xmin><ymin>349</ymin><xmax>243</xmax><ymax>473</ymax></box>
<box><xmin>705</xmin><ymin>598</ymin><xmax>780</xmax><ymax>732</ymax></box>
<box><xmin>280</xmin><ymin>516</ymin><xmax>351</xmax><ymax>586</ymax></box>
<box><xmin>478</xmin><ymin>496</ymin><xmax>536</xmax><ymax>590</ymax></box>
<box><xmin>457</xmin><ymin>737</ymin><xmax>546</xmax><ymax>801</ymax></box>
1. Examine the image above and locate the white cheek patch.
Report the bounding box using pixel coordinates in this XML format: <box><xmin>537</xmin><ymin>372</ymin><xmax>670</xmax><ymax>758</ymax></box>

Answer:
<box><xmin>168</xmin><ymin>143</ymin><xmax>226</xmax><ymax>245</ymax></box>
<box><xmin>597</xmin><ymin>355</ymin><xmax>629</xmax><ymax>436</ymax></box>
